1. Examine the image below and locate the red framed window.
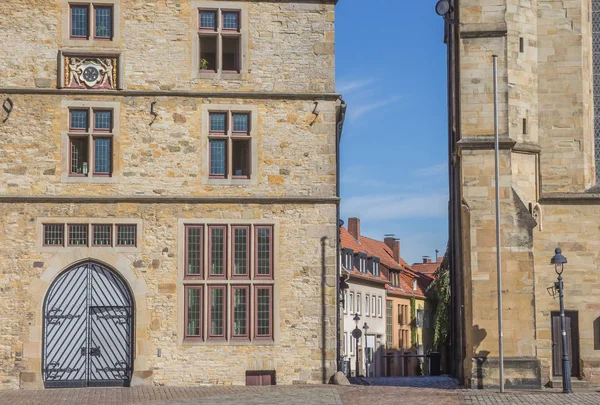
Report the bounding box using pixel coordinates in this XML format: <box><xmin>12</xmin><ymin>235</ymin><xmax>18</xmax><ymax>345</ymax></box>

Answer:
<box><xmin>199</xmin><ymin>10</ymin><xmax>217</xmax><ymax>30</ymax></box>
<box><xmin>254</xmin><ymin>285</ymin><xmax>273</xmax><ymax>339</ymax></box>
<box><xmin>70</xmin><ymin>5</ymin><xmax>89</xmax><ymax>39</ymax></box>
<box><xmin>185</xmin><ymin>225</ymin><xmax>203</xmax><ymax>279</ymax></box>
<box><xmin>70</xmin><ymin>109</ymin><xmax>88</xmax><ymax>131</ymax></box>
<box><xmin>231</xmin><ymin>285</ymin><xmax>249</xmax><ymax>339</ymax></box>
<box><xmin>43</xmin><ymin>224</ymin><xmax>65</xmax><ymax>246</ymax></box>
<box><xmin>208</xmin><ymin>285</ymin><xmax>226</xmax><ymax>339</ymax></box>
<box><xmin>255</xmin><ymin>226</ymin><xmax>273</xmax><ymax>279</ymax></box>
<box><xmin>232</xmin><ymin>226</ymin><xmax>249</xmax><ymax>278</ymax></box>
<box><xmin>208</xmin><ymin>226</ymin><xmax>226</xmax><ymax>278</ymax></box>
<box><xmin>68</xmin><ymin>224</ymin><xmax>89</xmax><ymax>246</ymax></box>
<box><xmin>68</xmin><ymin>108</ymin><xmax>114</xmax><ymax>177</ymax></box>
<box><xmin>221</xmin><ymin>36</ymin><xmax>240</xmax><ymax>72</ymax></box>
<box><xmin>185</xmin><ymin>286</ymin><xmax>203</xmax><ymax>340</ymax></box>
<box><xmin>116</xmin><ymin>224</ymin><xmax>136</xmax><ymax>247</ymax></box>
<box><xmin>208</xmin><ymin>111</ymin><xmax>252</xmax><ymax>180</ymax></box>
<box><xmin>92</xmin><ymin>224</ymin><xmax>112</xmax><ymax>246</ymax></box>
<box><xmin>94</xmin><ymin>5</ymin><xmax>113</xmax><ymax>39</ymax></box>
<box><xmin>222</xmin><ymin>11</ymin><xmax>240</xmax><ymax>31</ymax></box>
<box><xmin>69</xmin><ymin>136</ymin><xmax>89</xmax><ymax>176</ymax></box>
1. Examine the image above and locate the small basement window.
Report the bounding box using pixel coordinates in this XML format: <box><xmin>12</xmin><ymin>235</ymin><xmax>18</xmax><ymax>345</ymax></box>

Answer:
<box><xmin>245</xmin><ymin>370</ymin><xmax>276</xmax><ymax>386</ymax></box>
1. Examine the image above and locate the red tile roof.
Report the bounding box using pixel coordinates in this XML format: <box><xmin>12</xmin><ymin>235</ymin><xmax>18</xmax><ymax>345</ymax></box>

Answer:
<box><xmin>340</xmin><ymin>227</ymin><xmax>388</xmax><ymax>284</ymax></box>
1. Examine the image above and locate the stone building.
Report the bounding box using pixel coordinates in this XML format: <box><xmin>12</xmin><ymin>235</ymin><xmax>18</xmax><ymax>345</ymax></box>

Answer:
<box><xmin>0</xmin><ymin>0</ymin><xmax>343</xmax><ymax>390</ymax></box>
<box><xmin>443</xmin><ymin>0</ymin><xmax>600</xmax><ymax>389</ymax></box>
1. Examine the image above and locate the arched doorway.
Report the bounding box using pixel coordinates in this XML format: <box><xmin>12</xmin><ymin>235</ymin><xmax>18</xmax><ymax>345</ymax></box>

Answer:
<box><xmin>42</xmin><ymin>261</ymin><xmax>134</xmax><ymax>388</ymax></box>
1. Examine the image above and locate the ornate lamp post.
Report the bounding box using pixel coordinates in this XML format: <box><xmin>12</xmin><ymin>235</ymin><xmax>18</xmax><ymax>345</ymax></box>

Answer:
<box><xmin>363</xmin><ymin>322</ymin><xmax>369</xmax><ymax>377</ymax></box>
<box><xmin>551</xmin><ymin>248</ymin><xmax>572</xmax><ymax>394</ymax></box>
<box><xmin>352</xmin><ymin>313</ymin><xmax>362</xmax><ymax>377</ymax></box>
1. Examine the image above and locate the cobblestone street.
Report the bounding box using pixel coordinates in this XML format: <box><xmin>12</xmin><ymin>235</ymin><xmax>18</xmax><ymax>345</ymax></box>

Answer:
<box><xmin>0</xmin><ymin>378</ymin><xmax>599</xmax><ymax>405</ymax></box>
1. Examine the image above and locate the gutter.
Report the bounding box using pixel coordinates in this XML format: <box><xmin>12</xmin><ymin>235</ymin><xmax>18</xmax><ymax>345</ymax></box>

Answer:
<box><xmin>335</xmin><ymin>99</ymin><xmax>347</xmax><ymax>372</ymax></box>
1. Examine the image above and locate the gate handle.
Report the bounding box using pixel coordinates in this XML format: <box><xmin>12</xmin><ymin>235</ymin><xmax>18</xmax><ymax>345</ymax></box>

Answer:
<box><xmin>81</xmin><ymin>347</ymin><xmax>101</xmax><ymax>356</ymax></box>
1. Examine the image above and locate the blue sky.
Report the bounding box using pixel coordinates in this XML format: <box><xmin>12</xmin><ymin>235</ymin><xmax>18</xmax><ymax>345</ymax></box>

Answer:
<box><xmin>335</xmin><ymin>0</ymin><xmax>449</xmax><ymax>265</ymax></box>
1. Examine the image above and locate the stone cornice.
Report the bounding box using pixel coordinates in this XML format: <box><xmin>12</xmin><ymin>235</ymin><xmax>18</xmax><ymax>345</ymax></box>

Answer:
<box><xmin>0</xmin><ymin>195</ymin><xmax>340</xmax><ymax>204</ymax></box>
<box><xmin>459</xmin><ymin>23</ymin><xmax>508</xmax><ymax>39</ymax></box>
<box><xmin>0</xmin><ymin>88</ymin><xmax>341</xmax><ymax>101</ymax></box>
<box><xmin>540</xmin><ymin>192</ymin><xmax>600</xmax><ymax>204</ymax></box>
<box><xmin>457</xmin><ymin>136</ymin><xmax>541</xmax><ymax>154</ymax></box>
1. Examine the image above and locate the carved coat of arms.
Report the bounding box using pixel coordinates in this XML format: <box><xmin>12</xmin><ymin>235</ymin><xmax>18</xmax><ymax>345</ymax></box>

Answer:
<box><xmin>64</xmin><ymin>56</ymin><xmax>117</xmax><ymax>89</ymax></box>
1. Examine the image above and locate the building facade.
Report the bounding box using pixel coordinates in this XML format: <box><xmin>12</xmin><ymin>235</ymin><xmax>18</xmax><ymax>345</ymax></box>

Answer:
<box><xmin>445</xmin><ymin>0</ymin><xmax>600</xmax><ymax>389</ymax></box>
<box><xmin>0</xmin><ymin>0</ymin><xmax>342</xmax><ymax>389</ymax></box>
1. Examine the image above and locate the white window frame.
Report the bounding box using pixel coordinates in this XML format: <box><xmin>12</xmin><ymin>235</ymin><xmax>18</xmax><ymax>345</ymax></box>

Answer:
<box><xmin>377</xmin><ymin>296</ymin><xmax>382</xmax><ymax>318</ymax></box>
<box><xmin>343</xmin><ymin>290</ymin><xmax>347</xmax><ymax>314</ymax></box>
<box><xmin>371</xmin><ymin>296</ymin><xmax>376</xmax><ymax>317</ymax></box>
<box><xmin>349</xmin><ymin>334</ymin><xmax>354</xmax><ymax>354</ymax></box>
<box><xmin>365</xmin><ymin>294</ymin><xmax>370</xmax><ymax>316</ymax></box>
<box><xmin>356</xmin><ymin>293</ymin><xmax>362</xmax><ymax>315</ymax></box>
<box><xmin>349</xmin><ymin>292</ymin><xmax>354</xmax><ymax>315</ymax></box>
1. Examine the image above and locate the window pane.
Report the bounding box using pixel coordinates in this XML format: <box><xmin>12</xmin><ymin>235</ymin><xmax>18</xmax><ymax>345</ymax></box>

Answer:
<box><xmin>209</xmin><ymin>140</ymin><xmax>226</xmax><ymax>176</ymax></box>
<box><xmin>210</xmin><ymin>227</ymin><xmax>224</xmax><ymax>276</ymax></box>
<box><xmin>256</xmin><ymin>288</ymin><xmax>271</xmax><ymax>336</ymax></box>
<box><xmin>93</xmin><ymin>224</ymin><xmax>112</xmax><ymax>246</ymax></box>
<box><xmin>223</xmin><ymin>12</ymin><xmax>239</xmax><ymax>30</ymax></box>
<box><xmin>70</xmin><ymin>137</ymin><xmax>89</xmax><ymax>175</ymax></box>
<box><xmin>232</xmin><ymin>113</ymin><xmax>249</xmax><ymax>133</ymax></box>
<box><xmin>94</xmin><ymin>110</ymin><xmax>112</xmax><ymax>130</ymax></box>
<box><xmin>95</xmin><ymin>6</ymin><xmax>112</xmax><ymax>38</ymax></box>
<box><xmin>70</xmin><ymin>110</ymin><xmax>88</xmax><ymax>130</ymax></box>
<box><xmin>232</xmin><ymin>140</ymin><xmax>249</xmax><ymax>177</ymax></box>
<box><xmin>222</xmin><ymin>37</ymin><xmax>240</xmax><ymax>71</ymax></box>
<box><xmin>116</xmin><ymin>225</ymin><xmax>136</xmax><ymax>246</ymax></box>
<box><xmin>71</xmin><ymin>6</ymin><xmax>88</xmax><ymax>37</ymax></box>
<box><xmin>186</xmin><ymin>227</ymin><xmax>202</xmax><ymax>275</ymax></box>
<box><xmin>199</xmin><ymin>36</ymin><xmax>217</xmax><ymax>71</ymax></box>
<box><xmin>94</xmin><ymin>138</ymin><xmax>112</xmax><ymax>174</ymax></box>
<box><xmin>210</xmin><ymin>113</ymin><xmax>226</xmax><ymax>133</ymax></box>
<box><xmin>44</xmin><ymin>224</ymin><xmax>64</xmax><ymax>246</ymax></box>
<box><xmin>68</xmin><ymin>224</ymin><xmax>88</xmax><ymax>246</ymax></box>
<box><xmin>200</xmin><ymin>11</ymin><xmax>216</xmax><ymax>29</ymax></box>
<box><xmin>233</xmin><ymin>288</ymin><xmax>247</xmax><ymax>336</ymax></box>
<box><xmin>257</xmin><ymin>227</ymin><xmax>271</xmax><ymax>276</ymax></box>
<box><xmin>210</xmin><ymin>288</ymin><xmax>224</xmax><ymax>336</ymax></box>
<box><xmin>187</xmin><ymin>288</ymin><xmax>201</xmax><ymax>336</ymax></box>
<box><xmin>233</xmin><ymin>227</ymin><xmax>247</xmax><ymax>275</ymax></box>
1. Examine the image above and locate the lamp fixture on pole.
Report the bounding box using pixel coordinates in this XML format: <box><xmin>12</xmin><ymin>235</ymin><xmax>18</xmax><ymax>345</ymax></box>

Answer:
<box><xmin>550</xmin><ymin>248</ymin><xmax>572</xmax><ymax>394</ymax></box>
<box><xmin>352</xmin><ymin>313</ymin><xmax>362</xmax><ymax>377</ymax></box>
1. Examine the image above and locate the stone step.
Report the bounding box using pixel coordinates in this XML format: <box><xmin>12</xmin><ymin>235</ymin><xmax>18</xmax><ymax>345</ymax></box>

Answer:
<box><xmin>548</xmin><ymin>378</ymin><xmax>592</xmax><ymax>390</ymax></box>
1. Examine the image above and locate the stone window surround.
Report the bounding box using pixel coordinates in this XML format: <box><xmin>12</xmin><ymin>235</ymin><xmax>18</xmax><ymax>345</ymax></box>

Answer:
<box><xmin>201</xmin><ymin>103</ymin><xmax>258</xmax><ymax>185</ymax></box>
<box><xmin>61</xmin><ymin>0</ymin><xmax>122</xmax><ymax>48</ymax></box>
<box><xmin>60</xmin><ymin>100</ymin><xmax>121</xmax><ymax>184</ymax></box>
<box><xmin>191</xmin><ymin>1</ymin><xmax>249</xmax><ymax>80</ymax></box>
<box><xmin>35</xmin><ymin>217</ymin><xmax>142</xmax><ymax>254</ymax></box>
<box><xmin>177</xmin><ymin>218</ymin><xmax>280</xmax><ymax>346</ymax></box>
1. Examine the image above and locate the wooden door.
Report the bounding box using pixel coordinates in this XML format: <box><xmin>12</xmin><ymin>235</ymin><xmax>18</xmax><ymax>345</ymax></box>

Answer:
<box><xmin>551</xmin><ymin>311</ymin><xmax>580</xmax><ymax>377</ymax></box>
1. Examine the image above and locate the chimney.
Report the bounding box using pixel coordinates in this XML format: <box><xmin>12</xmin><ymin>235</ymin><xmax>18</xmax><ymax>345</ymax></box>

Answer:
<box><xmin>384</xmin><ymin>236</ymin><xmax>401</xmax><ymax>263</ymax></box>
<box><xmin>422</xmin><ymin>256</ymin><xmax>432</xmax><ymax>264</ymax></box>
<box><xmin>348</xmin><ymin>217</ymin><xmax>360</xmax><ymax>240</ymax></box>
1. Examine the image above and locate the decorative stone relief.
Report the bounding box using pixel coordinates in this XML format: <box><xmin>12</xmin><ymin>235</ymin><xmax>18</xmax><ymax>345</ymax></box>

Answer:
<box><xmin>64</xmin><ymin>55</ymin><xmax>117</xmax><ymax>90</ymax></box>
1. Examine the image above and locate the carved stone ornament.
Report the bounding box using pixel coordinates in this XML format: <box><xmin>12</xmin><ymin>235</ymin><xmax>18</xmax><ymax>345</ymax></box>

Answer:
<box><xmin>64</xmin><ymin>55</ymin><xmax>117</xmax><ymax>90</ymax></box>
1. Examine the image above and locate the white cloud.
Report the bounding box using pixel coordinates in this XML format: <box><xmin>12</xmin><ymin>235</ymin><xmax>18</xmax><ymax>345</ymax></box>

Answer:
<box><xmin>415</xmin><ymin>163</ymin><xmax>447</xmax><ymax>177</ymax></box>
<box><xmin>342</xmin><ymin>192</ymin><xmax>447</xmax><ymax>221</ymax></box>
<box><xmin>337</xmin><ymin>77</ymin><xmax>376</xmax><ymax>94</ymax></box>
<box><xmin>348</xmin><ymin>96</ymin><xmax>404</xmax><ymax>122</ymax></box>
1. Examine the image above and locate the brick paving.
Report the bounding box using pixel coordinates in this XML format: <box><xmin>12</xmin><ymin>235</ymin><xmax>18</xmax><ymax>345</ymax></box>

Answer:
<box><xmin>0</xmin><ymin>378</ymin><xmax>599</xmax><ymax>405</ymax></box>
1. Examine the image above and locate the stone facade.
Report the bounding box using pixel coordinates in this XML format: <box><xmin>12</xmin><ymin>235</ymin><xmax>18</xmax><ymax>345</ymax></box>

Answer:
<box><xmin>0</xmin><ymin>0</ymin><xmax>341</xmax><ymax>390</ymax></box>
<box><xmin>447</xmin><ymin>0</ymin><xmax>600</xmax><ymax>389</ymax></box>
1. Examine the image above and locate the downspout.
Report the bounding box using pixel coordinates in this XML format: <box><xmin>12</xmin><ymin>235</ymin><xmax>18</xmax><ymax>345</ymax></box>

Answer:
<box><xmin>335</xmin><ymin>99</ymin><xmax>347</xmax><ymax>372</ymax></box>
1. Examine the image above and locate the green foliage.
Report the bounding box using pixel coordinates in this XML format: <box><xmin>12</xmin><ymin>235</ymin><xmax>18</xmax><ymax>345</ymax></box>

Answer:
<box><xmin>410</xmin><ymin>296</ymin><xmax>417</xmax><ymax>348</ymax></box>
<box><xmin>428</xmin><ymin>246</ymin><xmax>450</xmax><ymax>350</ymax></box>
<box><xmin>199</xmin><ymin>58</ymin><xmax>209</xmax><ymax>70</ymax></box>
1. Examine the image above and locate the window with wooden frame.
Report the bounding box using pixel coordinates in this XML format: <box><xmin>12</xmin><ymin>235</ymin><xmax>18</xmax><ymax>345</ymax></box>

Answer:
<box><xmin>116</xmin><ymin>224</ymin><xmax>136</xmax><ymax>247</ymax></box>
<box><xmin>182</xmin><ymin>223</ymin><xmax>276</xmax><ymax>343</ymax></box>
<box><xmin>43</xmin><ymin>224</ymin><xmax>65</xmax><ymax>246</ymax></box>
<box><xmin>68</xmin><ymin>108</ymin><xmax>113</xmax><ymax>177</ymax></box>
<box><xmin>70</xmin><ymin>3</ymin><xmax>114</xmax><ymax>40</ymax></box>
<box><xmin>92</xmin><ymin>224</ymin><xmax>112</xmax><ymax>246</ymax></box>
<box><xmin>68</xmin><ymin>224</ymin><xmax>89</xmax><ymax>246</ymax></box>
<box><xmin>208</xmin><ymin>111</ymin><xmax>251</xmax><ymax>180</ymax></box>
<box><xmin>197</xmin><ymin>8</ymin><xmax>242</xmax><ymax>73</ymax></box>
<box><xmin>42</xmin><ymin>221</ymin><xmax>137</xmax><ymax>249</ymax></box>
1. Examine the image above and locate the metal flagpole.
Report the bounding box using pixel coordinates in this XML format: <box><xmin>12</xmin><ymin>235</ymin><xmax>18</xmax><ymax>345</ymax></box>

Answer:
<box><xmin>493</xmin><ymin>54</ymin><xmax>505</xmax><ymax>393</ymax></box>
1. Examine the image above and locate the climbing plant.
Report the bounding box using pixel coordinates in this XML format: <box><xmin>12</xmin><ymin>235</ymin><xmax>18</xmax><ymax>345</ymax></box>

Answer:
<box><xmin>428</xmin><ymin>246</ymin><xmax>450</xmax><ymax>350</ymax></box>
<box><xmin>410</xmin><ymin>296</ymin><xmax>417</xmax><ymax>347</ymax></box>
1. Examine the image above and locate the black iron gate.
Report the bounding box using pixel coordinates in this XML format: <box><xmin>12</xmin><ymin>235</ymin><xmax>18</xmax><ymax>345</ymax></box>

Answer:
<box><xmin>43</xmin><ymin>261</ymin><xmax>134</xmax><ymax>388</ymax></box>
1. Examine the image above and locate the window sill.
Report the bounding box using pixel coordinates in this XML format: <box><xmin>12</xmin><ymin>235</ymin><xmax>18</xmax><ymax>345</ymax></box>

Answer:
<box><xmin>193</xmin><ymin>71</ymin><xmax>245</xmax><ymax>80</ymax></box>
<box><xmin>205</xmin><ymin>177</ymin><xmax>254</xmax><ymax>186</ymax></box>
<box><xmin>61</xmin><ymin>174</ymin><xmax>119</xmax><ymax>184</ymax></box>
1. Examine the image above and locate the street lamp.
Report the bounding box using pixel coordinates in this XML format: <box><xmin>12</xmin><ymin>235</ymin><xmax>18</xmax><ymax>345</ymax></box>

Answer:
<box><xmin>352</xmin><ymin>313</ymin><xmax>362</xmax><ymax>377</ymax></box>
<box><xmin>551</xmin><ymin>248</ymin><xmax>572</xmax><ymax>394</ymax></box>
<box><xmin>363</xmin><ymin>322</ymin><xmax>370</xmax><ymax>377</ymax></box>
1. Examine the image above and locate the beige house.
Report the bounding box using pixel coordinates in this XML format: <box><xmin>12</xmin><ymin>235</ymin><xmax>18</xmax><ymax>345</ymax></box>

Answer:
<box><xmin>0</xmin><ymin>0</ymin><xmax>343</xmax><ymax>389</ymax></box>
<box><xmin>444</xmin><ymin>0</ymin><xmax>600</xmax><ymax>389</ymax></box>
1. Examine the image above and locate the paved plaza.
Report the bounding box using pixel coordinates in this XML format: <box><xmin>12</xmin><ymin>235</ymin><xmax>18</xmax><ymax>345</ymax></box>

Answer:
<box><xmin>0</xmin><ymin>377</ymin><xmax>599</xmax><ymax>404</ymax></box>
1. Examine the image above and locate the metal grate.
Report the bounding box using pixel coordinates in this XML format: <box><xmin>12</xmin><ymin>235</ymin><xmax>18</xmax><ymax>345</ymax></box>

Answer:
<box><xmin>68</xmin><ymin>224</ymin><xmax>88</xmax><ymax>246</ymax></box>
<box><xmin>116</xmin><ymin>225</ymin><xmax>136</xmax><ymax>246</ymax></box>
<box><xmin>594</xmin><ymin>0</ymin><xmax>600</xmax><ymax>182</ymax></box>
<box><xmin>44</xmin><ymin>224</ymin><xmax>64</xmax><ymax>246</ymax></box>
<box><xmin>93</xmin><ymin>224</ymin><xmax>112</xmax><ymax>246</ymax></box>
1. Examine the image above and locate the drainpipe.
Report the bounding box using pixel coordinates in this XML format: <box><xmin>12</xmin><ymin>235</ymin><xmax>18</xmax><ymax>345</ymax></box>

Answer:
<box><xmin>335</xmin><ymin>99</ymin><xmax>347</xmax><ymax>372</ymax></box>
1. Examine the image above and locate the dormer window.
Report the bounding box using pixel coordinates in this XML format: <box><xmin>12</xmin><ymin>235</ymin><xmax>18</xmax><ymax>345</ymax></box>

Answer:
<box><xmin>342</xmin><ymin>248</ymin><xmax>354</xmax><ymax>270</ymax></box>
<box><xmin>355</xmin><ymin>253</ymin><xmax>367</xmax><ymax>274</ymax></box>
<box><xmin>413</xmin><ymin>279</ymin><xmax>417</xmax><ymax>291</ymax></box>
<box><xmin>373</xmin><ymin>257</ymin><xmax>380</xmax><ymax>277</ymax></box>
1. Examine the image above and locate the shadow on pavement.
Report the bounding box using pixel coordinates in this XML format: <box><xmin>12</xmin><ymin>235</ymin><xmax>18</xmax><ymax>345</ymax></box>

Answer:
<box><xmin>349</xmin><ymin>376</ymin><xmax>458</xmax><ymax>390</ymax></box>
